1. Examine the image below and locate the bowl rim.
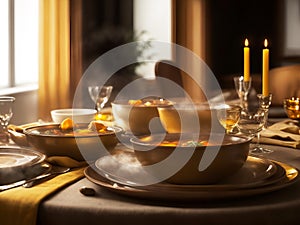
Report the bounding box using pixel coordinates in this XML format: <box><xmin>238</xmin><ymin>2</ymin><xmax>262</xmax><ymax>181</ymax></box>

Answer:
<box><xmin>50</xmin><ymin>108</ymin><xmax>97</xmax><ymax>116</ymax></box>
<box><xmin>130</xmin><ymin>133</ymin><xmax>252</xmax><ymax>148</ymax></box>
<box><xmin>111</xmin><ymin>100</ymin><xmax>174</xmax><ymax>108</ymax></box>
<box><xmin>156</xmin><ymin>102</ymin><xmax>234</xmax><ymax>110</ymax></box>
<box><xmin>23</xmin><ymin>124</ymin><xmax>123</xmax><ymax>138</ymax></box>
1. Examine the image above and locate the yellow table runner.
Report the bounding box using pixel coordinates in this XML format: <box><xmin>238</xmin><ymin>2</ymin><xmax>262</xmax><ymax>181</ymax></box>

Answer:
<box><xmin>0</xmin><ymin>157</ymin><xmax>86</xmax><ymax>225</ymax></box>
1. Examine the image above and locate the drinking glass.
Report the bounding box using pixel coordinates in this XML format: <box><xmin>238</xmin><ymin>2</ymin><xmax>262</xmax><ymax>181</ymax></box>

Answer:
<box><xmin>88</xmin><ymin>85</ymin><xmax>113</xmax><ymax>115</ymax></box>
<box><xmin>0</xmin><ymin>96</ymin><xmax>15</xmax><ymax>143</ymax></box>
<box><xmin>217</xmin><ymin>104</ymin><xmax>242</xmax><ymax>134</ymax></box>
<box><xmin>237</xmin><ymin>97</ymin><xmax>266</xmax><ymax>154</ymax></box>
<box><xmin>251</xmin><ymin>94</ymin><xmax>273</xmax><ymax>154</ymax></box>
<box><xmin>234</xmin><ymin>76</ymin><xmax>252</xmax><ymax>111</ymax></box>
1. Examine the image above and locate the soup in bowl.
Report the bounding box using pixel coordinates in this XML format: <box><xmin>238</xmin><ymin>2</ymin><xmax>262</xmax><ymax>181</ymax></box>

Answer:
<box><xmin>22</xmin><ymin>121</ymin><xmax>122</xmax><ymax>161</ymax></box>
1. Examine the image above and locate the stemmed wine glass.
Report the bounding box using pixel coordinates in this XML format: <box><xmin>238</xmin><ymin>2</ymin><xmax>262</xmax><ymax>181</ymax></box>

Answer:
<box><xmin>234</xmin><ymin>76</ymin><xmax>252</xmax><ymax>111</ymax></box>
<box><xmin>88</xmin><ymin>85</ymin><xmax>113</xmax><ymax>119</ymax></box>
<box><xmin>216</xmin><ymin>104</ymin><xmax>242</xmax><ymax>134</ymax></box>
<box><xmin>0</xmin><ymin>96</ymin><xmax>15</xmax><ymax>143</ymax></box>
<box><xmin>237</xmin><ymin>107</ymin><xmax>266</xmax><ymax>154</ymax></box>
<box><xmin>251</xmin><ymin>93</ymin><xmax>273</xmax><ymax>154</ymax></box>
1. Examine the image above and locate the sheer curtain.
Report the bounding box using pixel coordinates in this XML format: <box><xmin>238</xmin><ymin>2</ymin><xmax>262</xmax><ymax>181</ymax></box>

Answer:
<box><xmin>38</xmin><ymin>0</ymin><xmax>70</xmax><ymax>121</ymax></box>
<box><xmin>172</xmin><ymin>0</ymin><xmax>208</xmax><ymax>102</ymax></box>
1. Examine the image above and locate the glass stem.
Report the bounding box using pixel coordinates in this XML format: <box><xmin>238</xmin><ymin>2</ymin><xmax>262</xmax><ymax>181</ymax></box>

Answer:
<box><xmin>256</xmin><ymin>132</ymin><xmax>261</xmax><ymax>148</ymax></box>
<box><xmin>242</xmin><ymin>95</ymin><xmax>248</xmax><ymax>111</ymax></box>
<box><xmin>263</xmin><ymin>110</ymin><xmax>269</xmax><ymax>129</ymax></box>
<box><xmin>96</xmin><ymin>103</ymin><xmax>103</xmax><ymax>113</ymax></box>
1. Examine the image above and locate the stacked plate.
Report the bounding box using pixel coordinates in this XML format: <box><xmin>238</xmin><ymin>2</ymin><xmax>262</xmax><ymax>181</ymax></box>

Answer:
<box><xmin>0</xmin><ymin>146</ymin><xmax>50</xmax><ymax>187</ymax></box>
<box><xmin>85</xmin><ymin>152</ymin><xmax>299</xmax><ymax>201</ymax></box>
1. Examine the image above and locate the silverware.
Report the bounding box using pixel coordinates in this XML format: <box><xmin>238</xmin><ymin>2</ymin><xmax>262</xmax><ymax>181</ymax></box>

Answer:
<box><xmin>0</xmin><ymin>166</ymin><xmax>70</xmax><ymax>191</ymax></box>
<box><xmin>22</xmin><ymin>166</ymin><xmax>70</xmax><ymax>188</ymax></box>
<box><xmin>0</xmin><ymin>180</ymin><xmax>28</xmax><ymax>192</ymax></box>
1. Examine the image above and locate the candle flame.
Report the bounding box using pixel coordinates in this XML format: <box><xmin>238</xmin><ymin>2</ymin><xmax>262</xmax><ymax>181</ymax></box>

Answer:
<box><xmin>264</xmin><ymin>39</ymin><xmax>268</xmax><ymax>48</ymax></box>
<box><xmin>245</xmin><ymin>38</ymin><xmax>249</xmax><ymax>47</ymax></box>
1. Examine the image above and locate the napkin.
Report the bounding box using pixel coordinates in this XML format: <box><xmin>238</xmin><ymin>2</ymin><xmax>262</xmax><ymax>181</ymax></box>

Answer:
<box><xmin>0</xmin><ymin>158</ymin><xmax>86</xmax><ymax>225</ymax></box>
<box><xmin>255</xmin><ymin>119</ymin><xmax>300</xmax><ymax>149</ymax></box>
<box><xmin>47</xmin><ymin>156</ymin><xmax>87</xmax><ymax>168</ymax></box>
<box><xmin>2</xmin><ymin>122</ymin><xmax>88</xmax><ymax>225</ymax></box>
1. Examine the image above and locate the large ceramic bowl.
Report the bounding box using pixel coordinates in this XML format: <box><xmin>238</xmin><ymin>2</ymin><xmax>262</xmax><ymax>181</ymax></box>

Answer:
<box><xmin>131</xmin><ymin>133</ymin><xmax>251</xmax><ymax>184</ymax></box>
<box><xmin>21</xmin><ymin>124</ymin><xmax>122</xmax><ymax>161</ymax></box>
<box><xmin>157</xmin><ymin>103</ymin><xmax>224</xmax><ymax>134</ymax></box>
<box><xmin>111</xmin><ymin>98</ymin><xmax>172</xmax><ymax>136</ymax></box>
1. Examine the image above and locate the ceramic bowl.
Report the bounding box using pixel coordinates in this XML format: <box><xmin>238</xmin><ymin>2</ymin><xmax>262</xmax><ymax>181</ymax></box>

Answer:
<box><xmin>8</xmin><ymin>127</ymin><xmax>30</xmax><ymax>147</ymax></box>
<box><xmin>283</xmin><ymin>97</ymin><xmax>300</xmax><ymax>120</ymax></box>
<box><xmin>157</xmin><ymin>103</ymin><xmax>224</xmax><ymax>134</ymax></box>
<box><xmin>51</xmin><ymin>108</ymin><xmax>97</xmax><ymax>123</ymax></box>
<box><xmin>111</xmin><ymin>98</ymin><xmax>172</xmax><ymax>136</ymax></box>
<box><xmin>21</xmin><ymin>124</ymin><xmax>122</xmax><ymax>161</ymax></box>
<box><xmin>131</xmin><ymin>133</ymin><xmax>251</xmax><ymax>184</ymax></box>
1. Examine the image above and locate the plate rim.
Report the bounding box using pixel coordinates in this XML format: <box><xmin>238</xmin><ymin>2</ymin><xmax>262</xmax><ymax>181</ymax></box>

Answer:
<box><xmin>93</xmin><ymin>154</ymin><xmax>281</xmax><ymax>190</ymax></box>
<box><xmin>0</xmin><ymin>162</ymin><xmax>52</xmax><ymax>189</ymax></box>
<box><xmin>0</xmin><ymin>146</ymin><xmax>46</xmax><ymax>169</ymax></box>
<box><xmin>84</xmin><ymin>159</ymin><xmax>300</xmax><ymax>201</ymax></box>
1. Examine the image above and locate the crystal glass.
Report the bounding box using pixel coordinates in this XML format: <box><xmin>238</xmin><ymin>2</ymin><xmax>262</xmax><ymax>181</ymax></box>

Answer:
<box><xmin>257</xmin><ymin>94</ymin><xmax>272</xmax><ymax>127</ymax></box>
<box><xmin>238</xmin><ymin>111</ymin><xmax>265</xmax><ymax>136</ymax></box>
<box><xmin>0</xmin><ymin>96</ymin><xmax>15</xmax><ymax>143</ymax></box>
<box><xmin>237</xmin><ymin>96</ymin><xmax>266</xmax><ymax>154</ymax></box>
<box><xmin>88</xmin><ymin>86</ymin><xmax>113</xmax><ymax>114</ymax></box>
<box><xmin>251</xmin><ymin>94</ymin><xmax>273</xmax><ymax>154</ymax></box>
<box><xmin>234</xmin><ymin>76</ymin><xmax>252</xmax><ymax>111</ymax></box>
<box><xmin>217</xmin><ymin>104</ymin><xmax>242</xmax><ymax>134</ymax></box>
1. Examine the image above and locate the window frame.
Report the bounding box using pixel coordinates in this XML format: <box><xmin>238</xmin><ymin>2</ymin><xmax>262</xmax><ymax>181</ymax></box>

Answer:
<box><xmin>0</xmin><ymin>0</ymin><xmax>38</xmax><ymax>96</ymax></box>
<box><xmin>9</xmin><ymin>0</ymin><xmax>15</xmax><ymax>88</ymax></box>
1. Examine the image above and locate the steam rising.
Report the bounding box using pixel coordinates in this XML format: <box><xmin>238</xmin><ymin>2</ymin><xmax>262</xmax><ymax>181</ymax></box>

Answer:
<box><xmin>95</xmin><ymin>153</ymin><xmax>154</xmax><ymax>186</ymax></box>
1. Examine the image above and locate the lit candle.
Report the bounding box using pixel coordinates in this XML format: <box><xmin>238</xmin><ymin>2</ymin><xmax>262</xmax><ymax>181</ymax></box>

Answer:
<box><xmin>262</xmin><ymin>39</ymin><xmax>269</xmax><ymax>96</ymax></box>
<box><xmin>244</xmin><ymin>38</ymin><xmax>250</xmax><ymax>82</ymax></box>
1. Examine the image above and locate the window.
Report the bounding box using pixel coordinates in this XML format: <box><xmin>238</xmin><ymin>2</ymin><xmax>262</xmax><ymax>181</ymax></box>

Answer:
<box><xmin>0</xmin><ymin>0</ymin><xmax>9</xmax><ymax>88</ymax></box>
<box><xmin>0</xmin><ymin>0</ymin><xmax>38</xmax><ymax>91</ymax></box>
<box><xmin>133</xmin><ymin>0</ymin><xmax>172</xmax><ymax>79</ymax></box>
<box><xmin>284</xmin><ymin>0</ymin><xmax>300</xmax><ymax>56</ymax></box>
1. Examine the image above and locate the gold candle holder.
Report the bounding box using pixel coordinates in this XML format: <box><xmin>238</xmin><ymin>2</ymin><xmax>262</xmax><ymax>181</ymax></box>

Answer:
<box><xmin>283</xmin><ymin>97</ymin><xmax>300</xmax><ymax>120</ymax></box>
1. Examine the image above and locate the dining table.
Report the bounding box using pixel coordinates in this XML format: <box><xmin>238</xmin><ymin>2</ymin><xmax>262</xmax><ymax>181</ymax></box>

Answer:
<box><xmin>2</xmin><ymin>117</ymin><xmax>300</xmax><ymax>225</ymax></box>
<box><xmin>35</xmin><ymin>145</ymin><xmax>300</xmax><ymax>225</ymax></box>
